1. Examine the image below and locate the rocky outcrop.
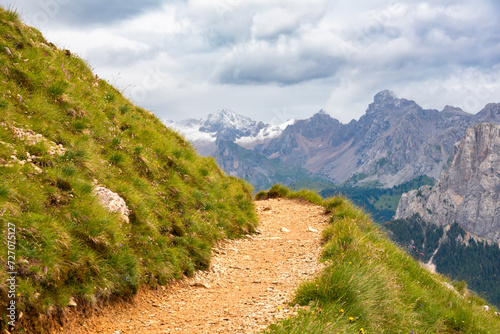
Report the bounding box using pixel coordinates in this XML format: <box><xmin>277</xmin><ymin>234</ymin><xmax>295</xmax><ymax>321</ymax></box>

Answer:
<box><xmin>395</xmin><ymin>123</ymin><xmax>500</xmax><ymax>242</ymax></box>
<box><xmin>0</xmin><ymin>123</ymin><xmax>66</xmax><ymax>174</ymax></box>
<box><xmin>11</xmin><ymin>125</ymin><xmax>66</xmax><ymax>156</ymax></box>
<box><xmin>93</xmin><ymin>186</ymin><xmax>131</xmax><ymax>223</ymax></box>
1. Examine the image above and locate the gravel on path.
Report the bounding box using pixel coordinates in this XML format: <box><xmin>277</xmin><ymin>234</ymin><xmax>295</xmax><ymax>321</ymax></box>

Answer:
<box><xmin>59</xmin><ymin>198</ymin><xmax>330</xmax><ymax>334</ymax></box>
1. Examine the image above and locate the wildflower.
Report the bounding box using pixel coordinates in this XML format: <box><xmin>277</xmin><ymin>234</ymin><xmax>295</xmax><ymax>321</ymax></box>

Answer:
<box><xmin>340</xmin><ymin>309</ymin><xmax>344</xmax><ymax>313</ymax></box>
<box><xmin>360</xmin><ymin>329</ymin><xmax>365</xmax><ymax>333</ymax></box>
<box><xmin>349</xmin><ymin>317</ymin><xmax>354</xmax><ymax>322</ymax></box>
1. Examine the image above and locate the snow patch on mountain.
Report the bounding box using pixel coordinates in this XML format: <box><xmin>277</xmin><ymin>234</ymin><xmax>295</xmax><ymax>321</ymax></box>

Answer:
<box><xmin>235</xmin><ymin>118</ymin><xmax>296</xmax><ymax>148</ymax></box>
<box><xmin>166</xmin><ymin>119</ymin><xmax>216</xmax><ymax>142</ymax></box>
<box><xmin>165</xmin><ymin>109</ymin><xmax>294</xmax><ymax>149</ymax></box>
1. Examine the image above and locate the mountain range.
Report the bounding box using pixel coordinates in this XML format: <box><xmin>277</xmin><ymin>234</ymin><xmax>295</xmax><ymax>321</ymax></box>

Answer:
<box><xmin>167</xmin><ymin>90</ymin><xmax>500</xmax><ymax>190</ymax></box>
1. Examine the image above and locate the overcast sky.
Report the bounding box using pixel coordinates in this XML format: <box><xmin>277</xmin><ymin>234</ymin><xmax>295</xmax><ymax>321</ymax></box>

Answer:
<box><xmin>4</xmin><ymin>0</ymin><xmax>500</xmax><ymax>124</ymax></box>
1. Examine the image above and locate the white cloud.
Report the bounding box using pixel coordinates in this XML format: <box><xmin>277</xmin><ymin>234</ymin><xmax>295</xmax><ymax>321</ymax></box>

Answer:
<box><xmin>8</xmin><ymin>0</ymin><xmax>500</xmax><ymax>123</ymax></box>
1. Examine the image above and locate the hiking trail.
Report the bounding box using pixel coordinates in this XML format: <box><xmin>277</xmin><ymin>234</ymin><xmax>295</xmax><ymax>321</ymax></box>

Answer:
<box><xmin>60</xmin><ymin>198</ymin><xmax>329</xmax><ymax>333</ymax></box>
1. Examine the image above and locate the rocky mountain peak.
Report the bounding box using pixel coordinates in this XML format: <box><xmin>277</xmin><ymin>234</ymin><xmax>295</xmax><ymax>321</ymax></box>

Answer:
<box><xmin>474</xmin><ymin>103</ymin><xmax>500</xmax><ymax>123</ymax></box>
<box><xmin>442</xmin><ymin>105</ymin><xmax>468</xmax><ymax>115</ymax></box>
<box><xmin>307</xmin><ymin>109</ymin><xmax>338</xmax><ymax>124</ymax></box>
<box><xmin>373</xmin><ymin>89</ymin><xmax>397</xmax><ymax>103</ymax></box>
<box><xmin>313</xmin><ymin>109</ymin><xmax>330</xmax><ymax>117</ymax></box>
<box><xmin>201</xmin><ymin>109</ymin><xmax>259</xmax><ymax>130</ymax></box>
<box><xmin>199</xmin><ymin>109</ymin><xmax>265</xmax><ymax>141</ymax></box>
<box><xmin>366</xmin><ymin>90</ymin><xmax>421</xmax><ymax>117</ymax></box>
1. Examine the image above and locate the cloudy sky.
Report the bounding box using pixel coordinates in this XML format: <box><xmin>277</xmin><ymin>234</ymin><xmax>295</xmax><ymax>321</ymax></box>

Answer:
<box><xmin>5</xmin><ymin>0</ymin><xmax>500</xmax><ymax>124</ymax></box>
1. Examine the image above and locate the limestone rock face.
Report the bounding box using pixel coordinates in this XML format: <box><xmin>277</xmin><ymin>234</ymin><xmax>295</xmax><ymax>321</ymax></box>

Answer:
<box><xmin>93</xmin><ymin>186</ymin><xmax>130</xmax><ymax>223</ymax></box>
<box><xmin>395</xmin><ymin>123</ymin><xmax>500</xmax><ymax>242</ymax></box>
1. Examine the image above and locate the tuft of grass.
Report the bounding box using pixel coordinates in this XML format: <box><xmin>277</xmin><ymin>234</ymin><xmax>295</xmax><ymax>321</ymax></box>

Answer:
<box><xmin>324</xmin><ymin>196</ymin><xmax>343</xmax><ymax>214</ymax></box>
<box><xmin>46</xmin><ymin>80</ymin><xmax>68</xmax><ymax>98</ymax></box>
<box><xmin>119</xmin><ymin>105</ymin><xmax>130</xmax><ymax>114</ymax></box>
<box><xmin>260</xmin><ymin>185</ymin><xmax>500</xmax><ymax>334</ymax></box>
<box><xmin>3</xmin><ymin>6</ymin><xmax>20</xmax><ymax>22</ymax></box>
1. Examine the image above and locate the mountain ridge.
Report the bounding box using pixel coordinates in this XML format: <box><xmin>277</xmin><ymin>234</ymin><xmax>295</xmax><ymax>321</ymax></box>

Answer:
<box><xmin>169</xmin><ymin>92</ymin><xmax>500</xmax><ymax>189</ymax></box>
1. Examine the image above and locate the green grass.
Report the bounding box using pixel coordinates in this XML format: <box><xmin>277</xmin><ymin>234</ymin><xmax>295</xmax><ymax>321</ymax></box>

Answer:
<box><xmin>372</xmin><ymin>193</ymin><xmax>400</xmax><ymax>210</ymax></box>
<box><xmin>257</xmin><ymin>185</ymin><xmax>500</xmax><ymax>333</ymax></box>
<box><xmin>0</xmin><ymin>7</ymin><xmax>257</xmax><ymax>332</ymax></box>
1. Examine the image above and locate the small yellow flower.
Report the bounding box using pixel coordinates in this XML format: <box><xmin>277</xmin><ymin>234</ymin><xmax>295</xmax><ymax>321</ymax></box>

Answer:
<box><xmin>360</xmin><ymin>329</ymin><xmax>365</xmax><ymax>333</ymax></box>
<box><xmin>340</xmin><ymin>309</ymin><xmax>344</xmax><ymax>313</ymax></box>
<box><xmin>311</xmin><ymin>311</ymin><xmax>315</xmax><ymax>315</ymax></box>
<box><xmin>349</xmin><ymin>316</ymin><xmax>354</xmax><ymax>322</ymax></box>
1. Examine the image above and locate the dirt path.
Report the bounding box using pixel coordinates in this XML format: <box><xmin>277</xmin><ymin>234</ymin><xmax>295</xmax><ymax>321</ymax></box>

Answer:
<box><xmin>61</xmin><ymin>198</ymin><xmax>329</xmax><ymax>333</ymax></box>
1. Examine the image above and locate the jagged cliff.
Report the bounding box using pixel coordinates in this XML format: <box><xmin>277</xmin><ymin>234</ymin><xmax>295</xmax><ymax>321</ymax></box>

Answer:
<box><xmin>395</xmin><ymin>123</ymin><xmax>500</xmax><ymax>243</ymax></box>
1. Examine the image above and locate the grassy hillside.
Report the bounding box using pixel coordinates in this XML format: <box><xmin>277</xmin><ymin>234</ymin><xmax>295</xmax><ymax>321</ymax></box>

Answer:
<box><xmin>0</xmin><ymin>7</ymin><xmax>257</xmax><ymax>332</ymax></box>
<box><xmin>257</xmin><ymin>185</ymin><xmax>500</xmax><ymax>334</ymax></box>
